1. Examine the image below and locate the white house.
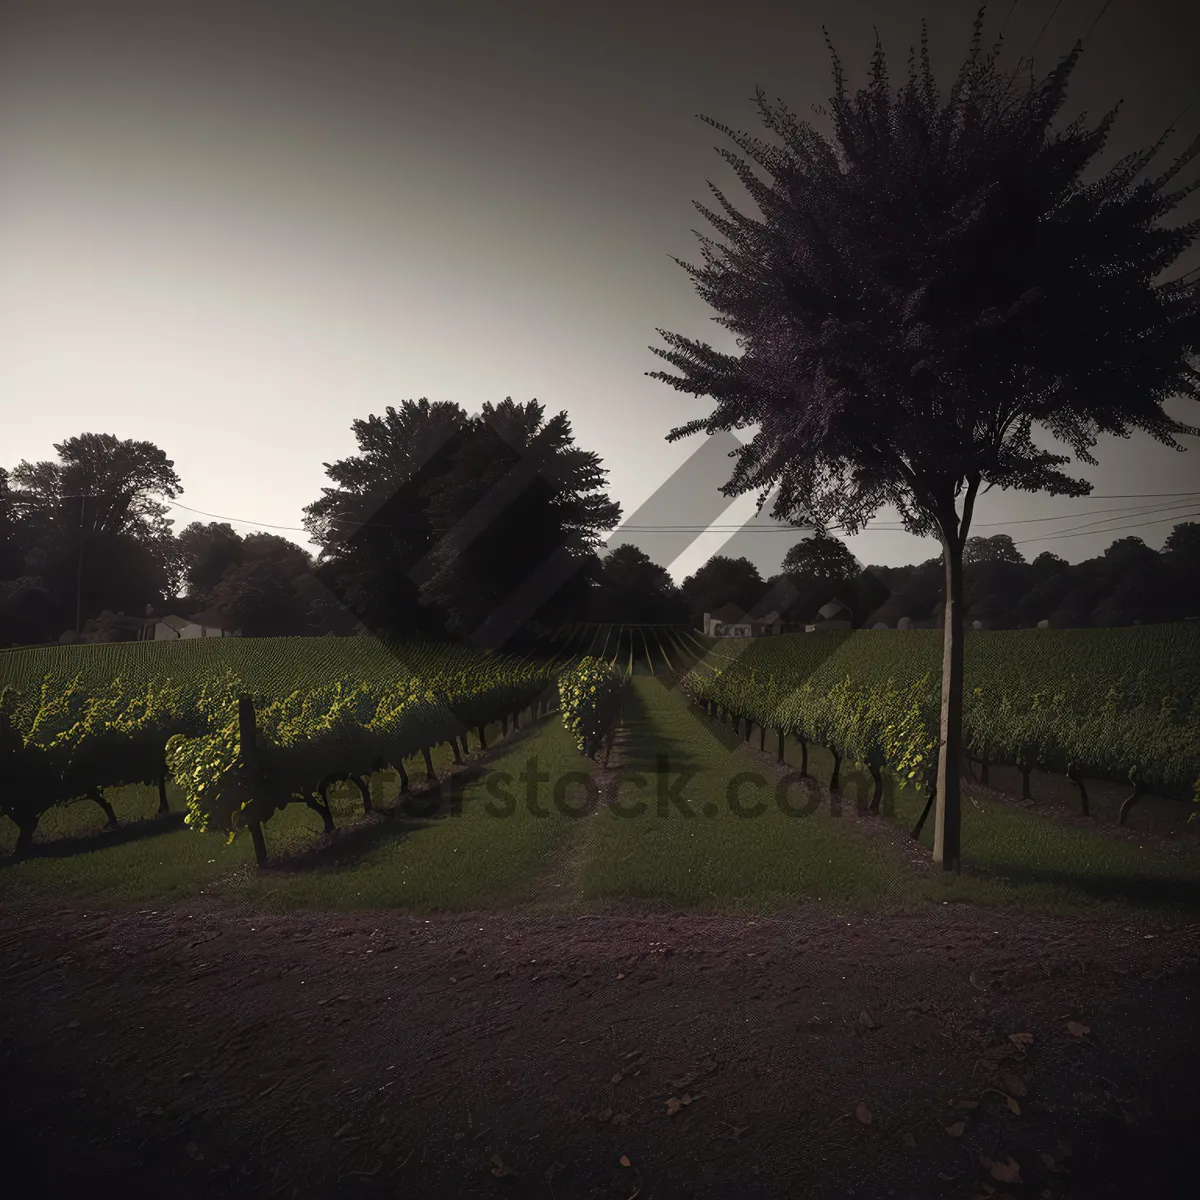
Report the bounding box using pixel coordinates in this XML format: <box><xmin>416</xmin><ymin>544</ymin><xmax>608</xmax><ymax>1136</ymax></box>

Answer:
<box><xmin>143</xmin><ymin>610</ymin><xmax>241</xmax><ymax>640</ymax></box>
<box><xmin>804</xmin><ymin>597</ymin><xmax>853</xmax><ymax>632</ymax></box>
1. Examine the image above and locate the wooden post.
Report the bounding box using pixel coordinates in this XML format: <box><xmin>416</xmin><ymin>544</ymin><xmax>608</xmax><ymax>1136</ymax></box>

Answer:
<box><xmin>239</xmin><ymin>694</ymin><xmax>268</xmax><ymax>868</ymax></box>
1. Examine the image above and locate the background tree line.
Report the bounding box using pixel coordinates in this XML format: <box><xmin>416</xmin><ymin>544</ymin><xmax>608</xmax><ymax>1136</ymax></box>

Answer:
<box><xmin>2</xmin><ymin>424</ymin><xmax>1196</xmax><ymax>650</ymax></box>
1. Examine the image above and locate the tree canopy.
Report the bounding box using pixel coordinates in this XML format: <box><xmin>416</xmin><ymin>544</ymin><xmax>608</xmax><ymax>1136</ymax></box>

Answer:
<box><xmin>648</xmin><ymin>11</ymin><xmax>1200</xmax><ymax>870</ymax></box>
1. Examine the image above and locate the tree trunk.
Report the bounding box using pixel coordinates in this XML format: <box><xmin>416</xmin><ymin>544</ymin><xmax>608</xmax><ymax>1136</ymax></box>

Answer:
<box><xmin>980</xmin><ymin>757</ymin><xmax>989</xmax><ymax>786</ymax></box>
<box><xmin>398</xmin><ymin>761</ymin><xmax>409</xmax><ymax>793</ymax></box>
<box><xmin>744</xmin><ymin>717</ymin><xmax>752</xmax><ymax>743</ymax></box>
<box><xmin>798</xmin><ymin>738</ymin><xmax>808</xmax><ymax>778</ymax></box>
<box><xmin>512</xmin><ymin>710</ymin><xmax>521</xmax><ymax>731</ymax></box>
<box><xmin>449</xmin><ymin>739</ymin><xmax>463</xmax><ymax>765</ymax></box>
<box><xmin>869</xmin><ymin>765</ymin><xmax>884</xmax><ymax>814</ymax></box>
<box><xmin>759</xmin><ymin>724</ymin><xmax>766</xmax><ymax>752</ymax></box>
<box><xmin>1020</xmin><ymin>764</ymin><xmax>1033</xmax><ymax>801</ymax></box>
<box><xmin>777</xmin><ymin>729</ymin><xmax>785</xmax><ymax>763</ymax></box>
<box><xmin>306</xmin><ymin>794</ymin><xmax>335</xmax><ymax>834</ymax></box>
<box><xmin>422</xmin><ymin>746</ymin><xmax>435</xmax><ymax>781</ymax></box>
<box><xmin>156</xmin><ymin>761</ymin><xmax>170</xmax><ymax>814</ymax></box>
<box><xmin>239</xmin><ymin>695</ymin><xmax>269</xmax><ymax>868</ymax></box>
<box><xmin>1068</xmin><ymin>766</ymin><xmax>1089</xmax><ymax>817</ymax></box>
<box><xmin>829</xmin><ymin>749</ymin><xmax>842</xmax><ymax>793</ymax></box>
<box><xmin>15</xmin><ymin>813</ymin><xmax>39</xmax><ymax>852</ymax></box>
<box><xmin>501</xmin><ymin>714</ymin><xmax>508</xmax><ymax>736</ymax></box>
<box><xmin>1119</xmin><ymin>780</ymin><xmax>1144</xmax><ymax>826</ymax></box>
<box><xmin>933</xmin><ymin>512</ymin><xmax>970</xmax><ymax>874</ymax></box>
<box><xmin>351</xmin><ymin>773</ymin><xmax>371</xmax><ymax>814</ymax></box>
<box><xmin>88</xmin><ymin>786</ymin><xmax>119</xmax><ymax>830</ymax></box>
<box><xmin>477</xmin><ymin>724</ymin><xmax>487</xmax><ymax>751</ymax></box>
<box><xmin>248</xmin><ymin>821</ymin><xmax>268</xmax><ymax>867</ymax></box>
<box><xmin>912</xmin><ymin>780</ymin><xmax>937</xmax><ymax>840</ymax></box>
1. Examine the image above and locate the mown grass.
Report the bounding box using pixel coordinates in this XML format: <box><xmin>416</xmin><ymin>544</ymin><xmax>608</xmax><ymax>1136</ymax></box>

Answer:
<box><xmin>213</xmin><ymin>716</ymin><xmax>594</xmax><ymax>913</ymax></box>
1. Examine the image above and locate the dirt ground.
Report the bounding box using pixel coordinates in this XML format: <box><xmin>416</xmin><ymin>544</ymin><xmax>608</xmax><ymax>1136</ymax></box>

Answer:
<box><xmin>2</xmin><ymin>897</ymin><xmax>1199</xmax><ymax>1200</ymax></box>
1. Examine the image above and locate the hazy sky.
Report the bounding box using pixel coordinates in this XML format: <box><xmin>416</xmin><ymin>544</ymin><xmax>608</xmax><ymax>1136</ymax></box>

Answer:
<box><xmin>2</xmin><ymin>0</ymin><xmax>1199</xmax><ymax>581</ymax></box>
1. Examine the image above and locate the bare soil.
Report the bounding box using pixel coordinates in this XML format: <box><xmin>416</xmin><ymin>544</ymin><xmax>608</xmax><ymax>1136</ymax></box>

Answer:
<box><xmin>2</xmin><ymin>898</ymin><xmax>1199</xmax><ymax>1200</ymax></box>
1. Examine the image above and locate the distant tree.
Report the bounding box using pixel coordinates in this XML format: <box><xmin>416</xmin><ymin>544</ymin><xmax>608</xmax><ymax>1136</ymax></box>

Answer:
<box><xmin>1163</xmin><ymin>520</ymin><xmax>1200</xmax><ymax>564</ymax></box>
<box><xmin>419</xmin><ymin>400</ymin><xmax>621</xmax><ymax>643</ymax></box>
<box><xmin>304</xmin><ymin>399</ymin><xmax>472</xmax><ymax>637</ymax></box>
<box><xmin>1102</xmin><ymin>536</ymin><xmax>1158</xmax><ymax>571</ymax></box>
<box><xmin>963</xmin><ymin>533</ymin><xmax>1025</xmax><ymax>565</ymax></box>
<box><xmin>0</xmin><ymin>577</ymin><xmax>59</xmax><ymax>647</ymax></box>
<box><xmin>1029</xmin><ymin>550</ymin><xmax>1069</xmax><ymax>580</ymax></box>
<box><xmin>9</xmin><ymin>433</ymin><xmax>182</xmax><ymax>631</ymax></box>
<box><xmin>172</xmin><ymin>521</ymin><xmax>245</xmax><ymax>599</ymax></box>
<box><xmin>205</xmin><ymin>557</ymin><xmax>302</xmax><ymax>637</ymax></box>
<box><xmin>679</xmin><ymin>555</ymin><xmax>765</xmax><ymax>623</ymax></box>
<box><xmin>647</xmin><ymin>17</ymin><xmax>1200</xmax><ymax>870</ymax></box>
<box><xmin>1093</xmin><ymin>557</ymin><xmax>1168</xmax><ymax>627</ymax></box>
<box><xmin>0</xmin><ymin>468</ymin><xmax>27</xmax><ymax>582</ymax></box>
<box><xmin>593</xmin><ymin>544</ymin><xmax>689</xmax><ymax>624</ymax></box>
<box><xmin>781</xmin><ymin>531</ymin><xmax>859</xmax><ymax>580</ymax></box>
<box><xmin>1014</xmin><ymin>569</ymin><xmax>1078</xmax><ymax>627</ymax></box>
<box><xmin>239</xmin><ymin>531</ymin><xmax>312</xmax><ymax>579</ymax></box>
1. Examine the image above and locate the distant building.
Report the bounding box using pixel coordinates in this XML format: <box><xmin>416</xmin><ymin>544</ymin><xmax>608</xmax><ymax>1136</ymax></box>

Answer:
<box><xmin>804</xmin><ymin>597</ymin><xmax>853</xmax><ymax>632</ymax></box>
<box><xmin>702</xmin><ymin>603</ymin><xmax>784</xmax><ymax>637</ymax></box>
<box><xmin>141</xmin><ymin>610</ymin><xmax>241</xmax><ymax>640</ymax></box>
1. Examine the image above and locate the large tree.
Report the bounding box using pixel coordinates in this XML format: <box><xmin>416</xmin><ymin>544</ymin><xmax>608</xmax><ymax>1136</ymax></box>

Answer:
<box><xmin>303</xmin><ymin>399</ymin><xmax>471</xmax><ymax>637</ymax></box>
<box><xmin>592</xmin><ymin>543</ymin><xmax>689</xmax><ymax>624</ymax></box>
<box><xmin>171</xmin><ymin>521</ymin><xmax>245</xmax><ymax>600</ymax></box>
<box><xmin>419</xmin><ymin>400</ymin><xmax>622</xmax><ymax>644</ymax></box>
<box><xmin>679</xmin><ymin>554</ymin><xmax>765</xmax><ymax>623</ymax></box>
<box><xmin>647</xmin><ymin>13</ymin><xmax>1200</xmax><ymax>871</ymax></box>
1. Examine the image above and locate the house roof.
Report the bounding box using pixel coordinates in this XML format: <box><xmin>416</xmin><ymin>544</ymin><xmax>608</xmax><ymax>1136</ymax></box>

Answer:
<box><xmin>187</xmin><ymin>610</ymin><xmax>238</xmax><ymax>631</ymax></box>
<box><xmin>159</xmin><ymin>615</ymin><xmax>191</xmax><ymax>631</ymax></box>
<box><xmin>709</xmin><ymin>602</ymin><xmax>749</xmax><ymax>623</ymax></box>
<box><xmin>817</xmin><ymin>597</ymin><xmax>851</xmax><ymax>620</ymax></box>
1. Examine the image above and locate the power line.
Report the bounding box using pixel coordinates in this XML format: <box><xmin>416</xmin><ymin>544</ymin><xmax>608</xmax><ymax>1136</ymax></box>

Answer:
<box><xmin>614</xmin><ymin>499</ymin><xmax>1199</xmax><ymax>532</ymax></box>
<box><xmin>1028</xmin><ymin>0</ymin><xmax>1066</xmax><ymax>58</ymax></box>
<box><xmin>1000</xmin><ymin>1</ymin><xmax>1021</xmax><ymax>34</ymax></box>
<box><xmin>1014</xmin><ymin>508</ymin><xmax>1200</xmax><ymax>545</ymax></box>
<box><xmin>19</xmin><ymin>492</ymin><xmax>1200</xmax><ymax>539</ymax></box>
<box><xmin>1081</xmin><ymin>0</ymin><xmax>1114</xmax><ymax>42</ymax></box>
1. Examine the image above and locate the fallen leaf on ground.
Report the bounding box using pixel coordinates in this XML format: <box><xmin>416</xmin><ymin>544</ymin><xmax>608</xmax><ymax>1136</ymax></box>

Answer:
<box><xmin>1067</xmin><ymin>1021</ymin><xmax>1090</xmax><ymax>1037</ymax></box>
<box><xmin>1008</xmin><ymin>1032</ymin><xmax>1034</xmax><ymax>1047</ymax></box>
<box><xmin>855</xmin><ymin>1102</ymin><xmax>873</xmax><ymax>1125</ymax></box>
<box><xmin>1005</xmin><ymin>1095</ymin><xmax>1021</xmax><ymax>1115</ymax></box>
<box><xmin>1001</xmin><ymin>1073</ymin><xmax>1027</xmax><ymax>1097</ymax></box>
<box><xmin>611</xmin><ymin>1073</ymin><xmax>623</xmax><ymax>1085</ymax></box>
<box><xmin>666</xmin><ymin>1098</ymin><xmax>682</xmax><ymax>1116</ymax></box>
<box><xmin>989</xmin><ymin>1156</ymin><xmax>1022</xmax><ymax>1184</ymax></box>
<box><xmin>619</xmin><ymin>1155</ymin><xmax>631</xmax><ymax>1168</ymax></box>
<box><xmin>957</xmin><ymin>1099</ymin><xmax>980</xmax><ymax>1109</ymax></box>
<box><xmin>946</xmin><ymin>1121</ymin><xmax>967</xmax><ymax>1138</ymax></box>
<box><xmin>1040</xmin><ymin>1152</ymin><xmax>1066</xmax><ymax>1173</ymax></box>
<box><xmin>490</xmin><ymin>1155</ymin><xmax>515</xmax><ymax>1178</ymax></box>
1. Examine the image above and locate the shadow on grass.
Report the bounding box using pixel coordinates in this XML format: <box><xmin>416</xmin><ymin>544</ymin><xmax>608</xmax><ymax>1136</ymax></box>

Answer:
<box><xmin>965</xmin><ymin>861</ymin><xmax>1200</xmax><ymax>914</ymax></box>
<box><xmin>0</xmin><ymin>811</ymin><xmax>187</xmax><ymax>869</ymax></box>
<box><xmin>615</xmin><ymin>681</ymin><xmax>732</xmax><ymax>773</ymax></box>
<box><xmin>255</xmin><ymin>719</ymin><xmax>554</xmax><ymax>875</ymax></box>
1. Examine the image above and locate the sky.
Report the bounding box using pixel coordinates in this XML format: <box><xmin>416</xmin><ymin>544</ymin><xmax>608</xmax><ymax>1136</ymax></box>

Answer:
<box><xmin>2</xmin><ymin>0</ymin><xmax>1199</xmax><ymax>583</ymax></box>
